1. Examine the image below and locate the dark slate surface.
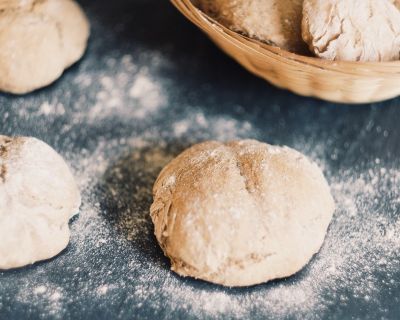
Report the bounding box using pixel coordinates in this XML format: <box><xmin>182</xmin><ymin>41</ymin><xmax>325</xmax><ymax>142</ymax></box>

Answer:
<box><xmin>1</xmin><ymin>1</ymin><xmax>400</xmax><ymax>319</ymax></box>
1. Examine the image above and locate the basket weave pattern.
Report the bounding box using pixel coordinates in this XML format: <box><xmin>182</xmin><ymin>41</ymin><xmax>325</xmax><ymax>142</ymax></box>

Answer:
<box><xmin>171</xmin><ymin>0</ymin><xmax>400</xmax><ymax>103</ymax></box>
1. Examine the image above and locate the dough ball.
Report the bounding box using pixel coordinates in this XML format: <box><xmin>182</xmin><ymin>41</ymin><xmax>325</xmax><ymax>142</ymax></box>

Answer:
<box><xmin>150</xmin><ymin>140</ymin><xmax>335</xmax><ymax>287</ymax></box>
<box><xmin>0</xmin><ymin>136</ymin><xmax>81</xmax><ymax>270</ymax></box>
<box><xmin>302</xmin><ymin>0</ymin><xmax>400</xmax><ymax>62</ymax></box>
<box><xmin>0</xmin><ymin>0</ymin><xmax>90</xmax><ymax>94</ymax></box>
<box><xmin>196</xmin><ymin>0</ymin><xmax>306</xmax><ymax>53</ymax></box>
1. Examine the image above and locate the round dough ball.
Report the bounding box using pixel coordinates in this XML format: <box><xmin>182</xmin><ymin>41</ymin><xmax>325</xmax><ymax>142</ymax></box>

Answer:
<box><xmin>0</xmin><ymin>0</ymin><xmax>90</xmax><ymax>94</ymax></box>
<box><xmin>196</xmin><ymin>0</ymin><xmax>306</xmax><ymax>53</ymax></box>
<box><xmin>151</xmin><ymin>140</ymin><xmax>335</xmax><ymax>287</ymax></box>
<box><xmin>302</xmin><ymin>0</ymin><xmax>400</xmax><ymax>62</ymax></box>
<box><xmin>0</xmin><ymin>136</ymin><xmax>81</xmax><ymax>270</ymax></box>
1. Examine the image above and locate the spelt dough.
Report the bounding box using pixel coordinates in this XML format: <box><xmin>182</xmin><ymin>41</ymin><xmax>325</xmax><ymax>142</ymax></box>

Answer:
<box><xmin>302</xmin><ymin>0</ymin><xmax>400</xmax><ymax>62</ymax></box>
<box><xmin>196</xmin><ymin>0</ymin><xmax>306</xmax><ymax>53</ymax></box>
<box><xmin>150</xmin><ymin>140</ymin><xmax>335</xmax><ymax>287</ymax></box>
<box><xmin>0</xmin><ymin>0</ymin><xmax>90</xmax><ymax>94</ymax></box>
<box><xmin>0</xmin><ymin>136</ymin><xmax>81</xmax><ymax>270</ymax></box>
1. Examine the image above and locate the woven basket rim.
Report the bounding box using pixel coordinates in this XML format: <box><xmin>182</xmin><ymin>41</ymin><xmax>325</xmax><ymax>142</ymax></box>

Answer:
<box><xmin>173</xmin><ymin>0</ymin><xmax>400</xmax><ymax>73</ymax></box>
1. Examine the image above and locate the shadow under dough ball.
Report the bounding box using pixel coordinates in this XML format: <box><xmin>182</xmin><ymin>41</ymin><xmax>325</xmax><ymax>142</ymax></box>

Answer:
<box><xmin>150</xmin><ymin>140</ymin><xmax>335</xmax><ymax>287</ymax></box>
<box><xmin>0</xmin><ymin>0</ymin><xmax>90</xmax><ymax>94</ymax></box>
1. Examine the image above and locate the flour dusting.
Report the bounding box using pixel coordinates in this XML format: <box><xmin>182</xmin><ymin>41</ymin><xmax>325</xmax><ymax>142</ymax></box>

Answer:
<box><xmin>5</xmin><ymin>102</ymin><xmax>400</xmax><ymax>319</ymax></box>
<box><xmin>1</xmin><ymin>5</ymin><xmax>399</xmax><ymax>320</ymax></box>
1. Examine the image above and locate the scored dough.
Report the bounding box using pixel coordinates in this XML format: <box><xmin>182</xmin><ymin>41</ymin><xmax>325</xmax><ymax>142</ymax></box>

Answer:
<box><xmin>196</xmin><ymin>0</ymin><xmax>306</xmax><ymax>53</ymax></box>
<box><xmin>150</xmin><ymin>140</ymin><xmax>335</xmax><ymax>287</ymax></box>
<box><xmin>302</xmin><ymin>0</ymin><xmax>400</xmax><ymax>62</ymax></box>
<box><xmin>0</xmin><ymin>0</ymin><xmax>90</xmax><ymax>94</ymax></box>
<box><xmin>0</xmin><ymin>136</ymin><xmax>81</xmax><ymax>270</ymax></box>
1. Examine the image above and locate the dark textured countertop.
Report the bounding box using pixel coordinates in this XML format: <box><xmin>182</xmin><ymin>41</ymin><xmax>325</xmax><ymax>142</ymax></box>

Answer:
<box><xmin>1</xmin><ymin>1</ymin><xmax>400</xmax><ymax>319</ymax></box>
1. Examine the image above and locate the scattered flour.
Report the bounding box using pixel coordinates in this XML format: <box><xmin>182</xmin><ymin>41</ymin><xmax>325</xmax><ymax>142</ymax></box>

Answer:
<box><xmin>97</xmin><ymin>285</ymin><xmax>109</xmax><ymax>295</ymax></box>
<box><xmin>33</xmin><ymin>286</ymin><xmax>47</xmax><ymax>294</ymax></box>
<box><xmin>38</xmin><ymin>102</ymin><xmax>66</xmax><ymax>116</ymax></box>
<box><xmin>90</xmin><ymin>67</ymin><xmax>166</xmax><ymax>121</ymax></box>
<box><xmin>6</xmin><ymin>107</ymin><xmax>399</xmax><ymax>319</ymax></box>
<box><xmin>1</xmin><ymin>19</ymin><xmax>399</xmax><ymax>320</ymax></box>
<box><xmin>17</xmin><ymin>285</ymin><xmax>64</xmax><ymax>318</ymax></box>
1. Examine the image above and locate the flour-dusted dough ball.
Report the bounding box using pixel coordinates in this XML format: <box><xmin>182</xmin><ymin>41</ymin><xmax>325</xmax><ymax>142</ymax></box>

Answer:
<box><xmin>302</xmin><ymin>0</ymin><xmax>400</xmax><ymax>62</ymax></box>
<box><xmin>150</xmin><ymin>140</ymin><xmax>335</xmax><ymax>287</ymax></box>
<box><xmin>0</xmin><ymin>0</ymin><xmax>90</xmax><ymax>94</ymax></box>
<box><xmin>0</xmin><ymin>136</ymin><xmax>81</xmax><ymax>270</ymax></box>
<box><xmin>196</xmin><ymin>0</ymin><xmax>306</xmax><ymax>53</ymax></box>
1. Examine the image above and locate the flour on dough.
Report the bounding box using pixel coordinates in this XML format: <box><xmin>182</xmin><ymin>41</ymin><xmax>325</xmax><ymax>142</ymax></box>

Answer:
<box><xmin>196</xmin><ymin>0</ymin><xmax>306</xmax><ymax>53</ymax></box>
<box><xmin>150</xmin><ymin>140</ymin><xmax>335</xmax><ymax>287</ymax></box>
<box><xmin>302</xmin><ymin>0</ymin><xmax>400</xmax><ymax>62</ymax></box>
<box><xmin>0</xmin><ymin>0</ymin><xmax>90</xmax><ymax>94</ymax></box>
<box><xmin>0</xmin><ymin>136</ymin><xmax>81</xmax><ymax>270</ymax></box>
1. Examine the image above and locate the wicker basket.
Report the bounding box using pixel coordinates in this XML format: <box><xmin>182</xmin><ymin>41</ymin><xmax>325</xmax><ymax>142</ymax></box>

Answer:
<box><xmin>171</xmin><ymin>0</ymin><xmax>400</xmax><ymax>104</ymax></box>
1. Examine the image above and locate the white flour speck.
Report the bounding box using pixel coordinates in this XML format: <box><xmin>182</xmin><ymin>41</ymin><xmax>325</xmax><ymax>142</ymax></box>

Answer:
<box><xmin>34</xmin><ymin>286</ymin><xmax>47</xmax><ymax>294</ymax></box>
<box><xmin>97</xmin><ymin>285</ymin><xmax>109</xmax><ymax>295</ymax></box>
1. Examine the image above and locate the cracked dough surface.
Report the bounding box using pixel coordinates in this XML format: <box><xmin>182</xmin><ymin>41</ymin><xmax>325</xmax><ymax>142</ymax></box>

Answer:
<box><xmin>0</xmin><ymin>0</ymin><xmax>90</xmax><ymax>94</ymax></box>
<box><xmin>196</xmin><ymin>0</ymin><xmax>306</xmax><ymax>53</ymax></box>
<box><xmin>0</xmin><ymin>136</ymin><xmax>81</xmax><ymax>270</ymax></box>
<box><xmin>302</xmin><ymin>0</ymin><xmax>400</xmax><ymax>62</ymax></box>
<box><xmin>150</xmin><ymin>140</ymin><xmax>335</xmax><ymax>287</ymax></box>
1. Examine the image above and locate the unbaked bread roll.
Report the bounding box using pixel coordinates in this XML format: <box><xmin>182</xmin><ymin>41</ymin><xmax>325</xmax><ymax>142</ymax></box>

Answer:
<box><xmin>196</xmin><ymin>0</ymin><xmax>306</xmax><ymax>53</ymax></box>
<box><xmin>150</xmin><ymin>140</ymin><xmax>335</xmax><ymax>287</ymax></box>
<box><xmin>302</xmin><ymin>0</ymin><xmax>400</xmax><ymax>62</ymax></box>
<box><xmin>0</xmin><ymin>136</ymin><xmax>81</xmax><ymax>270</ymax></box>
<box><xmin>0</xmin><ymin>0</ymin><xmax>90</xmax><ymax>94</ymax></box>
